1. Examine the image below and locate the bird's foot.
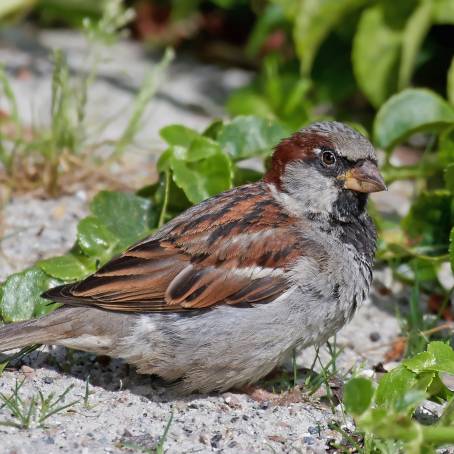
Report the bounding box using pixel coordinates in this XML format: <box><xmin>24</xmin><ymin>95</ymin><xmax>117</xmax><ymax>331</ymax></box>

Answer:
<box><xmin>239</xmin><ymin>384</ymin><xmax>282</xmax><ymax>402</ymax></box>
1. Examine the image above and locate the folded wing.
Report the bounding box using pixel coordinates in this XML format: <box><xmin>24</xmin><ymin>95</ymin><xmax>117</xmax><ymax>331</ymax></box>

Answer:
<box><xmin>43</xmin><ymin>183</ymin><xmax>302</xmax><ymax>313</ymax></box>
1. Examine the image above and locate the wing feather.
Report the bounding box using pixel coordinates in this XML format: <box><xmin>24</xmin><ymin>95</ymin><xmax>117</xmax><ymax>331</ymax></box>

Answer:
<box><xmin>42</xmin><ymin>183</ymin><xmax>303</xmax><ymax>313</ymax></box>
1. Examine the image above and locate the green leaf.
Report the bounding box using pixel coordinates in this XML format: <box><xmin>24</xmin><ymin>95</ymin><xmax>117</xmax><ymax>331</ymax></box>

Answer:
<box><xmin>203</xmin><ymin>120</ymin><xmax>224</xmax><ymax>140</ymax></box>
<box><xmin>90</xmin><ymin>191</ymin><xmax>156</xmax><ymax>249</ymax></box>
<box><xmin>447</xmin><ymin>57</ymin><xmax>454</xmax><ymax>106</ymax></box>
<box><xmin>170</xmin><ymin>148</ymin><xmax>232</xmax><ymax>204</ymax></box>
<box><xmin>374</xmin><ymin>89</ymin><xmax>454</xmax><ymax>151</ymax></box>
<box><xmin>450</xmin><ymin>227</ymin><xmax>454</xmax><ymax>273</ymax></box>
<box><xmin>217</xmin><ymin>115</ymin><xmax>288</xmax><ymax>161</ymax></box>
<box><xmin>404</xmin><ymin>351</ymin><xmax>437</xmax><ymax>374</ymax></box>
<box><xmin>292</xmin><ymin>0</ymin><xmax>367</xmax><ymax>75</ymax></box>
<box><xmin>0</xmin><ymin>268</ymin><xmax>57</xmax><ymax>322</ymax></box>
<box><xmin>77</xmin><ymin>216</ymin><xmax>120</xmax><ymax>260</ymax></box>
<box><xmin>440</xmin><ymin>396</ymin><xmax>454</xmax><ymax>426</ymax></box>
<box><xmin>398</xmin><ymin>1</ymin><xmax>432</xmax><ymax>91</ymax></box>
<box><xmin>445</xmin><ymin>164</ymin><xmax>454</xmax><ymax>192</ymax></box>
<box><xmin>375</xmin><ymin>366</ymin><xmax>417</xmax><ymax>410</ymax></box>
<box><xmin>160</xmin><ymin>124</ymin><xmax>200</xmax><ymax>147</ymax></box>
<box><xmin>343</xmin><ymin>377</ymin><xmax>374</xmax><ymax>415</ymax></box>
<box><xmin>439</xmin><ymin>126</ymin><xmax>454</xmax><ymax>166</ymax></box>
<box><xmin>394</xmin><ymin>389</ymin><xmax>427</xmax><ymax>413</ymax></box>
<box><xmin>432</xmin><ymin>0</ymin><xmax>454</xmax><ymax>24</ymax></box>
<box><xmin>352</xmin><ymin>5</ymin><xmax>401</xmax><ymax>107</ymax></box>
<box><xmin>233</xmin><ymin>166</ymin><xmax>263</xmax><ymax>186</ymax></box>
<box><xmin>185</xmin><ymin>136</ymin><xmax>222</xmax><ymax>161</ymax></box>
<box><xmin>0</xmin><ymin>0</ymin><xmax>36</xmax><ymax>20</ymax></box>
<box><xmin>401</xmin><ymin>190</ymin><xmax>452</xmax><ymax>247</ymax></box>
<box><xmin>39</xmin><ymin>251</ymin><xmax>95</xmax><ymax>281</ymax></box>
<box><xmin>427</xmin><ymin>341</ymin><xmax>454</xmax><ymax>374</ymax></box>
<box><xmin>226</xmin><ymin>89</ymin><xmax>275</xmax><ymax>119</ymax></box>
<box><xmin>403</xmin><ymin>342</ymin><xmax>454</xmax><ymax>380</ymax></box>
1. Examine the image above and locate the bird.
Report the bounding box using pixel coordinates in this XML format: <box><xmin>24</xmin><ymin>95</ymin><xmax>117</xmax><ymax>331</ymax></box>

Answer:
<box><xmin>0</xmin><ymin>121</ymin><xmax>386</xmax><ymax>393</ymax></box>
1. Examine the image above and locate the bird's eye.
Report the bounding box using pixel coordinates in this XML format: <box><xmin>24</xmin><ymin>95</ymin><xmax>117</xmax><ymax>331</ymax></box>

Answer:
<box><xmin>321</xmin><ymin>150</ymin><xmax>336</xmax><ymax>166</ymax></box>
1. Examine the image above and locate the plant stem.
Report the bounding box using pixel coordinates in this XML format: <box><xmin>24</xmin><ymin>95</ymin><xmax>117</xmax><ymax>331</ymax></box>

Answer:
<box><xmin>158</xmin><ymin>171</ymin><xmax>170</xmax><ymax>228</ymax></box>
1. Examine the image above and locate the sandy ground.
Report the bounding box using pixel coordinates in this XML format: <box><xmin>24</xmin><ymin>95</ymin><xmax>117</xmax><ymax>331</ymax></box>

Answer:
<box><xmin>0</xmin><ymin>28</ymin><xmax>406</xmax><ymax>453</ymax></box>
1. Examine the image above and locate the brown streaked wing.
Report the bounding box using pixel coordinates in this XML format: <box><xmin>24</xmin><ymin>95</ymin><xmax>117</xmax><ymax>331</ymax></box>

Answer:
<box><xmin>42</xmin><ymin>182</ymin><xmax>302</xmax><ymax>313</ymax></box>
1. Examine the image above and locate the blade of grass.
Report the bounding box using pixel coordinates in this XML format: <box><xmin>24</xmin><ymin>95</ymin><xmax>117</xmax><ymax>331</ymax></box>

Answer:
<box><xmin>113</xmin><ymin>48</ymin><xmax>175</xmax><ymax>157</ymax></box>
<box><xmin>156</xmin><ymin>412</ymin><xmax>174</xmax><ymax>454</ymax></box>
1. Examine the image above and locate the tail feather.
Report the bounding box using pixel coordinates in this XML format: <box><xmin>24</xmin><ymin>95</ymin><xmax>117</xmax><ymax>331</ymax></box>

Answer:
<box><xmin>0</xmin><ymin>307</ymin><xmax>131</xmax><ymax>355</ymax></box>
<box><xmin>0</xmin><ymin>309</ymin><xmax>77</xmax><ymax>352</ymax></box>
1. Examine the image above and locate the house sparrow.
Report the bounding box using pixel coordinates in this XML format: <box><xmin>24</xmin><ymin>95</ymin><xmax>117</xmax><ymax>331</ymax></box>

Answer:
<box><xmin>0</xmin><ymin>121</ymin><xmax>386</xmax><ymax>393</ymax></box>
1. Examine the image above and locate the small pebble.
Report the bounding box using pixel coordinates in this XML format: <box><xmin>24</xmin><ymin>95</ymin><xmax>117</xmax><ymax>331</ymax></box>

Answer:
<box><xmin>199</xmin><ymin>433</ymin><xmax>210</xmax><ymax>445</ymax></box>
<box><xmin>308</xmin><ymin>426</ymin><xmax>319</xmax><ymax>435</ymax></box>
<box><xmin>369</xmin><ymin>331</ymin><xmax>380</xmax><ymax>342</ymax></box>
<box><xmin>210</xmin><ymin>433</ymin><xmax>223</xmax><ymax>449</ymax></box>
<box><xmin>303</xmin><ymin>436</ymin><xmax>314</xmax><ymax>445</ymax></box>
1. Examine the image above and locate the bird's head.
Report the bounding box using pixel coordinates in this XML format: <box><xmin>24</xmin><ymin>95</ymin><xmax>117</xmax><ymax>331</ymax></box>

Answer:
<box><xmin>264</xmin><ymin>121</ymin><xmax>386</xmax><ymax>222</ymax></box>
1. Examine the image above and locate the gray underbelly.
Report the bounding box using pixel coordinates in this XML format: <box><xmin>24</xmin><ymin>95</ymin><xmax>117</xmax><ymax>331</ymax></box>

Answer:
<box><xmin>113</xmin><ymin>286</ymin><xmax>352</xmax><ymax>391</ymax></box>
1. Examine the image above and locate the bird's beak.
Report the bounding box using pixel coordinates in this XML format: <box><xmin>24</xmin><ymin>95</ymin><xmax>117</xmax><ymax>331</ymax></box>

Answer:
<box><xmin>339</xmin><ymin>160</ymin><xmax>387</xmax><ymax>193</ymax></box>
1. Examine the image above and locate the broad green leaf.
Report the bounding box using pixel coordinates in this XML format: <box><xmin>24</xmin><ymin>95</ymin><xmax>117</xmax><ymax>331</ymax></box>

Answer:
<box><xmin>39</xmin><ymin>251</ymin><xmax>95</xmax><ymax>281</ymax></box>
<box><xmin>398</xmin><ymin>1</ymin><xmax>432</xmax><ymax>91</ymax></box>
<box><xmin>427</xmin><ymin>342</ymin><xmax>454</xmax><ymax>374</ymax></box>
<box><xmin>203</xmin><ymin>120</ymin><xmax>224</xmax><ymax>140</ymax></box>
<box><xmin>0</xmin><ymin>268</ymin><xmax>56</xmax><ymax>322</ymax></box>
<box><xmin>374</xmin><ymin>89</ymin><xmax>454</xmax><ymax>151</ymax></box>
<box><xmin>404</xmin><ymin>351</ymin><xmax>436</xmax><ymax>373</ymax></box>
<box><xmin>77</xmin><ymin>216</ymin><xmax>120</xmax><ymax>260</ymax></box>
<box><xmin>394</xmin><ymin>390</ymin><xmax>427</xmax><ymax>413</ymax></box>
<box><xmin>186</xmin><ymin>136</ymin><xmax>222</xmax><ymax>162</ymax></box>
<box><xmin>433</xmin><ymin>0</ymin><xmax>454</xmax><ymax>24</ymax></box>
<box><xmin>343</xmin><ymin>377</ymin><xmax>374</xmax><ymax>415</ymax></box>
<box><xmin>292</xmin><ymin>0</ymin><xmax>367</xmax><ymax>75</ymax></box>
<box><xmin>160</xmin><ymin>124</ymin><xmax>200</xmax><ymax>147</ymax></box>
<box><xmin>448</xmin><ymin>57</ymin><xmax>454</xmax><ymax>106</ymax></box>
<box><xmin>233</xmin><ymin>166</ymin><xmax>263</xmax><ymax>186</ymax></box>
<box><xmin>226</xmin><ymin>89</ymin><xmax>275</xmax><ymax>119</ymax></box>
<box><xmin>170</xmin><ymin>151</ymin><xmax>232</xmax><ymax>204</ymax></box>
<box><xmin>415</xmin><ymin>370</ymin><xmax>437</xmax><ymax>395</ymax></box>
<box><xmin>217</xmin><ymin>115</ymin><xmax>288</xmax><ymax>161</ymax></box>
<box><xmin>352</xmin><ymin>5</ymin><xmax>401</xmax><ymax>107</ymax></box>
<box><xmin>427</xmin><ymin>373</ymin><xmax>454</xmax><ymax>401</ymax></box>
<box><xmin>401</xmin><ymin>190</ymin><xmax>452</xmax><ymax>247</ymax></box>
<box><xmin>90</xmin><ymin>191</ymin><xmax>156</xmax><ymax>249</ymax></box>
<box><xmin>375</xmin><ymin>366</ymin><xmax>417</xmax><ymax>410</ymax></box>
<box><xmin>157</xmin><ymin>147</ymin><xmax>173</xmax><ymax>172</ymax></box>
<box><xmin>403</xmin><ymin>342</ymin><xmax>454</xmax><ymax>377</ymax></box>
<box><xmin>439</xmin><ymin>126</ymin><xmax>454</xmax><ymax>165</ymax></box>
